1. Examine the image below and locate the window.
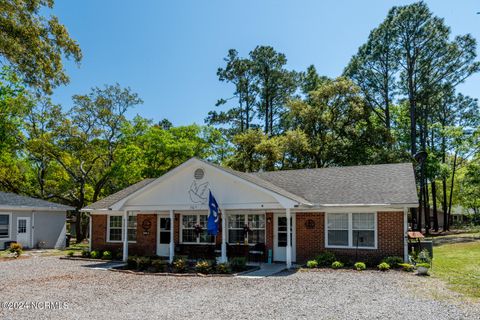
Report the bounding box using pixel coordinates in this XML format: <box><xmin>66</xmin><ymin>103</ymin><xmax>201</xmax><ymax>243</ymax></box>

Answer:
<box><xmin>181</xmin><ymin>214</ymin><xmax>214</xmax><ymax>244</ymax></box>
<box><xmin>107</xmin><ymin>215</ymin><xmax>137</xmax><ymax>242</ymax></box>
<box><xmin>0</xmin><ymin>214</ymin><xmax>10</xmax><ymax>239</ymax></box>
<box><xmin>228</xmin><ymin>214</ymin><xmax>265</xmax><ymax>245</ymax></box>
<box><xmin>326</xmin><ymin>213</ymin><xmax>376</xmax><ymax>249</ymax></box>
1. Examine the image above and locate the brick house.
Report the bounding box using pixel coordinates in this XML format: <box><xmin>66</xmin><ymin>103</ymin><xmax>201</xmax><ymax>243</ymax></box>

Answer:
<box><xmin>82</xmin><ymin>158</ymin><xmax>418</xmax><ymax>267</ymax></box>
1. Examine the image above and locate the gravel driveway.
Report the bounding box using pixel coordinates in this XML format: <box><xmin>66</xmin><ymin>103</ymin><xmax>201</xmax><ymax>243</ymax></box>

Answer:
<box><xmin>0</xmin><ymin>256</ymin><xmax>478</xmax><ymax>320</ymax></box>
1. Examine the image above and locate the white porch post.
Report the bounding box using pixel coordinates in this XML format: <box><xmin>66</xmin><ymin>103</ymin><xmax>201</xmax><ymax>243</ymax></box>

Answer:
<box><xmin>286</xmin><ymin>207</ymin><xmax>292</xmax><ymax>269</ymax></box>
<box><xmin>122</xmin><ymin>211</ymin><xmax>129</xmax><ymax>262</ymax></box>
<box><xmin>88</xmin><ymin>213</ymin><xmax>92</xmax><ymax>252</ymax></box>
<box><xmin>221</xmin><ymin>209</ymin><xmax>227</xmax><ymax>263</ymax></box>
<box><xmin>403</xmin><ymin>207</ymin><xmax>408</xmax><ymax>262</ymax></box>
<box><xmin>169</xmin><ymin>209</ymin><xmax>174</xmax><ymax>263</ymax></box>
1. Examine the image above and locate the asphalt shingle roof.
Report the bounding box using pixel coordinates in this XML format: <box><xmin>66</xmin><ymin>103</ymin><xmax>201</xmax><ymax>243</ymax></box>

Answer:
<box><xmin>0</xmin><ymin>192</ymin><xmax>73</xmax><ymax>210</ymax></box>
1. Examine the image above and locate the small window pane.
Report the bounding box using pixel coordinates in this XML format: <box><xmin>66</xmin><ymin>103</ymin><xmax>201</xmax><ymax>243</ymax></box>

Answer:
<box><xmin>327</xmin><ymin>213</ymin><xmax>348</xmax><ymax>229</ymax></box>
<box><xmin>228</xmin><ymin>215</ymin><xmax>244</xmax><ymax>229</ymax></box>
<box><xmin>199</xmin><ymin>215</ymin><xmax>208</xmax><ymax>228</ymax></box>
<box><xmin>199</xmin><ymin>230</ymin><xmax>214</xmax><ymax>243</ymax></box>
<box><xmin>229</xmin><ymin>229</ymin><xmax>245</xmax><ymax>243</ymax></box>
<box><xmin>110</xmin><ymin>216</ymin><xmax>122</xmax><ymax>228</ymax></box>
<box><xmin>18</xmin><ymin>220</ymin><xmax>26</xmax><ymax>233</ymax></box>
<box><xmin>328</xmin><ymin>230</ymin><xmax>349</xmax><ymax>246</ymax></box>
<box><xmin>249</xmin><ymin>230</ymin><xmax>265</xmax><ymax>244</ymax></box>
<box><xmin>109</xmin><ymin>229</ymin><xmax>122</xmax><ymax>241</ymax></box>
<box><xmin>353</xmin><ymin>213</ymin><xmax>374</xmax><ymax>230</ymax></box>
<box><xmin>182</xmin><ymin>229</ymin><xmax>196</xmax><ymax>243</ymax></box>
<box><xmin>353</xmin><ymin>230</ymin><xmax>375</xmax><ymax>247</ymax></box>
<box><xmin>248</xmin><ymin>215</ymin><xmax>265</xmax><ymax>229</ymax></box>
<box><xmin>182</xmin><ymin>215</ymin><xmax>196</xmax><ymax>228</ymax></box>
<box><xmin>128</xmin><ymin>216</ymin><xmax>137</xmax><ymax>229</ymax></box>
<box><xmin>278</xmin><ymin>232</ymin><xmax>287</xmax><ymax>247</ymax></box>
<box><xmin>160</xmin><ymin>231</ymin><xmax>170</xmax><ymax>244</ymax></box>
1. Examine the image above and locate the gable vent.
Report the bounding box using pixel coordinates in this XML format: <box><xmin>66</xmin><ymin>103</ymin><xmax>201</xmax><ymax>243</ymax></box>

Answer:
<box><xmin>194</xmin><ymin>168</ymin><xmax>205</xmax><ymax>180</ymax></box>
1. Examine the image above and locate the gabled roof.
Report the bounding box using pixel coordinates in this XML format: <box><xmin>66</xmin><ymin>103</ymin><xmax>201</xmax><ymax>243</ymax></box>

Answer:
<box><xmin>83</xmin><ymin>159</ymin><xmax>418</xmax><ymax>211</ymax></box>
<box><xmin>252</xmin><ymin>163</ymin><xmax>418</xmax><ymax>206</ymax></box>
<box><xmin>84</xmin><ymin>178</ymin><xmax>156</xmax><ymax>210</ymax></box>
<box><xmin>0</xmin><ymin>192</ymin><xmax>73</xmax><ymax>211</ymax></box>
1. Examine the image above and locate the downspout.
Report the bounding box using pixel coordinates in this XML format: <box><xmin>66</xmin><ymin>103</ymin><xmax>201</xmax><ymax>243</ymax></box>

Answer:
<box><xmin>403</xmin><ymin>207</ymin><xmax>408</xmax><ymax>262</ymax></box>
<box><xmin>31</xmin><ymin>211</ymin><xmax>35</xmax><ymax>248</ymax></box>
<box><xmin>88</xmin><ymin>213</ymin><xmax>92</xmax><ymax>252</ymax></box>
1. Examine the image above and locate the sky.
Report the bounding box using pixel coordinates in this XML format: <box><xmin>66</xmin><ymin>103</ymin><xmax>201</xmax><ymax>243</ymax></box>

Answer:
<box><xmin>49</xmin><ymin>0</ymin><xmax>480</xmax><ymax>126</ymax></box>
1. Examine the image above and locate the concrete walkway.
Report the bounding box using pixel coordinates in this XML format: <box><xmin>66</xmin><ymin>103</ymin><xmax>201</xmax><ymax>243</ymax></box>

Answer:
<box><xmin>236</xmin><ymin>263</ymin><xmax>287</xmax><ymax>278</ymax></box>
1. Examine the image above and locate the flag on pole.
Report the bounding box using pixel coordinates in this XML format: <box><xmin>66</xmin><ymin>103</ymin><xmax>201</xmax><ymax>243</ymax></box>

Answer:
<box><xmin>207</xmin><ymin>191</ymin><xmax>219</xmax><ymax>236</ymax></box>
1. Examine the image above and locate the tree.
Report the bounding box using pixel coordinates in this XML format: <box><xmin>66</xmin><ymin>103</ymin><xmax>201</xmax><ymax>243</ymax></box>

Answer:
<box><xmin>0</xmin><ymin>0</ymin><xmax>82</xmax><ymax>93</ymax></box>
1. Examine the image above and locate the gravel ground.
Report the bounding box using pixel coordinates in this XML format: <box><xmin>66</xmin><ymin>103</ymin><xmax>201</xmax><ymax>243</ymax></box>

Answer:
<box><xmin>0</xmin><ymin>256</ymin><xmax>478</xmax><ymax>320</ymax></box>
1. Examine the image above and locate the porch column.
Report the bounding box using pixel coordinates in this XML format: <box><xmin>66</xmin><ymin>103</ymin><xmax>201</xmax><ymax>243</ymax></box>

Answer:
<box><xmin>221</xmin><ymin>209</ymin><xmax>227</xmax><ymax>263</ymax></box>
<box><xmin>403</xmin><ymin>207</ymin><xmax>408</xmax><ymax>262</ymax></box>
<box><xmin>169</xmin><ymin>209</ymin><xmax>174</xmax><ymax>263</ymax></box>
<box><xmin>122</xmin><ymin>211</ymin><xmax>129</xmax><ymax>262</ymax></box>
<box><xmin>286</xmin><ymin>207</ymin><xmax>292</xmax><ymax>269</ymax></box>
<box><xmin>88</xmin><ymin>214</ymin><xmax>92</xmax><ymax>252</ymax></box>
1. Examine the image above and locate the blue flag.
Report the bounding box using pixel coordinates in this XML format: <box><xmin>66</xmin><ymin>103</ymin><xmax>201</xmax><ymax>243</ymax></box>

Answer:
<box><xmin>207</xmin><ymin>191</ymin><xmax>219</xmax><ymax>236</ymax></box>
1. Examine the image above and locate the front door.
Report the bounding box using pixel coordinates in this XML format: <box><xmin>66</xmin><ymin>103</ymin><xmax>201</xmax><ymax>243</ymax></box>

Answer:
<box><xmin>16</xmin><ymin>217</ymin><xmax>31</xmax><ymax>248</ymax></box>
<box><xmin>156</xmin><ymin>216</ymin><xmax>171</xmax><ymax>257</ymax></box>
<box><xmin>273</xmin><ymin>214</ymin><xmax>296</xmax><ymax>262</ymax></box>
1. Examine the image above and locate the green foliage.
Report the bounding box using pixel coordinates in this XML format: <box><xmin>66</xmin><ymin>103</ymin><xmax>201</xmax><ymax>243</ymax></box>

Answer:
<box><xmin>127</xmin><ymin>256</ymin><xmax>138</xmax><ymax>269</ymax></box>
<box><xmin>315</xmin><ymin>252</ymin><xmax>336</xmax><ymax>268</ymax></box>
<box><xmin>306</xmin><ymin>260</ymin><xmax>318</xmax><ymax>269</ymax></box>
<box><xmin>172</xmin><ymin>258</ymin><xmax>187</xmax><ymax>273</ymax></box>
<box><xmin>354</xmin><ymin>262</ymin><xmax>366</xmax><ymax>271</ymax></box>
<box><xmin>416</xmin><ymin>263</ymin><xmax>431</xmax><ymax>269</ymax></box>
<box><xmin>216</xmin><ymin>262</ymin><xmax>231</xmax><ymax>274</ymax></box>
<box><xmin>81</xmin><ymin>250</ymin><xmax>90</xmax><ymax>258</ymax></box>
<box><xmin>101</xmin><ymin>251</ymin><xmax>113</xmax><ymax>260</ymax></box>
<box><xmin>414</xmin><ymin>249</ymin><xmax>432</xmax><ymax>265</ymax></box>
<box><xmin>8</xmin><ymin>242</ymin><xmax>23</xmax><ymax>257</ymax></box>
<box><xmin>151</xmin><ymin>259</ymin><xmax>169</xmax><ymax>272</ymax></box>
<box><xmin>195</xmin><ymin>260</ymin><xmax>212</xmax><ymax>274</ymax></box>
<box><xmin>229</xmin><ymin>257</ymin><xmax>247</xmax><ymax>272</ymax></box>
<box><xmin>89</xmin><ymin>250</ymin><xmax>100</xmax><ymax>259</ymax></box>
<box><xmin>67</xmin><ymin>251</ymin><xmax>74</xmax><ymax>257</ymax></box>
<box><xmin>399</xmin><ymin>263</ymin><xmax>414</xmax><ymax>272</ymax></box>
<box><xmin>134</xmin><ymin>256</ymin><xmax>151</xmax><ymax>271</ymax></box>
<box><xmin>331</xmin><ymin>261</ymin><xmax>344</xmax><ymax>269</ymax></box>
<box><xmin>377</xmin><ymin>262</ymin><xmax>390</xmax><ymax>271</ymax></box>
<box><xmin>382</xmin><ymin>256</ymin><xmax>403</xmax><ymax>268</ymax></box>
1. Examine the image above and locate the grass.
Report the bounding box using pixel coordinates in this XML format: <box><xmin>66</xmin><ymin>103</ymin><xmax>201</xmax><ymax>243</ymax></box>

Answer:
<box><xmin>432</xmin><ymin>241</ymin><xmax>480</xmax><ymax>298</ymax></box>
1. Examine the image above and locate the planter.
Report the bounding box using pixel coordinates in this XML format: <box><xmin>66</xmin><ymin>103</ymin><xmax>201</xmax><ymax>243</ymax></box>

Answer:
<box><xmin>417</xmin><ymin>266</ymin><xmax>429</xmax><ymax>275</ymax></box>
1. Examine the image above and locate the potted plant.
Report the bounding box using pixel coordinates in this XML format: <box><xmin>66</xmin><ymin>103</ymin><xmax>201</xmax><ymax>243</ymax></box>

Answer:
<box><xmin>416</xmin><ymin>263</ymin><xmax>430</xmax><ymax>275</ymax></box>
<box><xmin>194</xmin><ymin>224</ymin><xmax>203</xmax><ymax>238</ymax></box>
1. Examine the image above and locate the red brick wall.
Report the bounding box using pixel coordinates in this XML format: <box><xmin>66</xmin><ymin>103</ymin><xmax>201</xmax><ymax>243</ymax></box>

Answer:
<box><xmin>265</xmin><ymin>212</ymin><xmax>274</xmax><ymax>254</ymax></box>
<box><xmin>296</xmin><ymin>212</ymin><xmax>325</xmax><ymax>263</ymax></box>
<box><xmin>91</xmin><ymin>213</ymin><xmax>157</xmax><ymax>257</ymax></box>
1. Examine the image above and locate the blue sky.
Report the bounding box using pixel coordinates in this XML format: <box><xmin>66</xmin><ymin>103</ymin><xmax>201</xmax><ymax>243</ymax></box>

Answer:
<box><xmin>50</xmin><ymin>1</ymin><xmax>480</xmax><ymax>126</ymax></box>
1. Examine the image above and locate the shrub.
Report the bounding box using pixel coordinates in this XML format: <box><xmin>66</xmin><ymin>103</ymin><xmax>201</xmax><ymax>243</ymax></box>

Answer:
<box><xmin>331</xmin><ymin>261</ymin><xmax>344</xmax><ymax>269</ymax></box>
<box><xmin>173</xmin><ymin>258</ymin><xmax>187</xmax><ymax>273</ymax></box>
<box><xmin>67</xmin><ymin>251</ymin><xmax>74</xmax><ymax>257</ymax></box>
<box><xmin>115</xmin><ymin>251</ymin><xmax>123</xmax><ymax>261</ymax></box>
<box><xmin>415</xmin><ymin>249</ymin><xmax>431</xmax><ymax>264</ymax></box>
<box><xmin>306</xmin><ymin>260</ymin><xmax>318</xmax><ymax>269</ymax></box>
<box><xmin>8</xmin><ymin>242</ymin><xmax>23</xmax><ymax>257</ymax></box>
<box><xmin>229</xmin><ymin>257</ymin><xmax>247</xmax><ymax>272</ymax></box>
<box><xmin>399</xmin><ymin>263</ymin><xmax>414</xmax><ymax>272</ymax></box>
<box><xmin>134</xmin><ymin>256</ymin><xmax>151</xmax><ymax>271</ymax></box>
<box><xmin>383</xmin><ymin>256</ymin><xmax>403</xmax><ymax>268</ymax></box>
<box><xmin>354</xmin><ymin>262</ymin><xmax>366</xmax><ymax>271</ymax></box>
<box><xmin>195</xmin><ymin>260</ymin><xmax>212</xmax><ymax>274</ymax></box>
<box><xmin>81</xmin><ymin>250</ymin><xmax>90</xmax><ymax>258</ymax></box>
<box><xmin>102</xmin><ymin>251</ymin><xmax>113</xmax><ymax>260</ymax></box>
<box><xmin>127</xmin><ymin>256</ymin><xmax>138</xmax><ymax>269</ymax></box>
<box><xmin>315</xmin><ymin>252</ymin><xmax>336</xmax><ymax>267</ymax></box>
<box><xmin>89</xmin><ymin>250</ymin><xmax>100</xmax><ymax>259</ymax></box>
<box><xmin>216</xmin><ymin>262</ymin><xmax>231</xmax><ymax>274</ymax></box>
<box><xmin>416</xmin><ymin>262</ymin><xmax>431</xmax><ymax>269</ymax></box>
<box><xmin>151</xmin><ymin>259</ymin><xmax>169</xmax><ymax>272</ymax></box>
<box><xmin>377</xmin><ymin>262</ymin><xmax>390</xmax><ymax>271</ymax></box>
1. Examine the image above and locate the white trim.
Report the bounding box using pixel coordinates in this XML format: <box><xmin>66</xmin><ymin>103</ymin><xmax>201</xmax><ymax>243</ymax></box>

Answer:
<box><xmin>324</xmin><ymin>212</ymin><xmax>378</xmax><ymax>250</ymax></box>
<box><xmin>31</xmin><ymin>211</ymin><xmax>35</xmax><ymax>248</ymax></box>
<box><xmin>106</xmin><ymin>214</ymin><xmax>137</xmax><ymax>243</ymax></box>
<box><xmin>286</xmin><ymin>208</ymin><xmax>292</xmax><ymax>269</ymax></box>
<box><xmin>122</xmin><ymin>211</ymin><xmax>128</xmax><ymax>262</ymax></box>
<box><xmin>16</xmin><ymin>216</ymin><xmax>31</xmax><ymax>248</ymax></box>
<box><xmin>88</xmin><ymin>213</ymin><xmax>92</xmax><ymax>252</ymax></box>
<box><xmin>226</xmin><ymin>213</ymin><xmax>266</xmax><ymax>245</ymax></box>
<box><xmin>169</xmin><ymin>210</ymin><xmax>174</xmax><ymax>263</ymax></box>
<box><xmin>403</xmin><ymin>207</ymin><xmax>408</xmax><ymax>262</ymax></box>
<box><xmin>0</xmin><ymin>212</ymin><xmax>12</xmax><ymax>241</ymax></box>
<box><xmin>179</xmin><ymin>213</ymin><xmax>215</xmax><ymax>245</ymax></box>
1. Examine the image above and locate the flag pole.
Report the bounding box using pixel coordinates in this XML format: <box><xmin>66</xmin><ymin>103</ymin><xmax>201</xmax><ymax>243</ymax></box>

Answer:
<box><xmin>220</xmin><ymin>205</ymin><xmax>227</xmax><ymax>263</ymax></box>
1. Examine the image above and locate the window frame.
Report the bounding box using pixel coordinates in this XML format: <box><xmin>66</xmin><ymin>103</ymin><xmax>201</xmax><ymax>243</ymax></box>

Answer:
<box><xmin>106</xmin><ymin>214</ymin><xmax>137</xmax><ymax>243</ymax></box>
<box><xmin>0</xmin><ymin>212</ymin><xmax>12</xmax><ymax>240</ymax></box>
<box><xmin>180</xmin><ymin>213</ymin><xmax>215</xmax><ymax>245</ymax></box>
<box><xmin>324</xmin><ymin>212</ymin><xmax>377</xmax><ymax>249</ymax></box>
<box><xmin>227</xmin><ymin>213</ymin><xmax>266</xmax><ymax>246</ymax></box>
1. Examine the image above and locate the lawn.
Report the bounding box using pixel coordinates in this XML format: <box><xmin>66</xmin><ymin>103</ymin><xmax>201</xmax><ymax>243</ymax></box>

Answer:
<box><xmin>433</xmin><ymin>240</ymin><xmax>480</xmax><ymax>298</ymax></box>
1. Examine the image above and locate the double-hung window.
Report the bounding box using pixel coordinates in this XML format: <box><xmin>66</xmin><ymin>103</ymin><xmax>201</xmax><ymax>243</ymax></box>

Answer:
<box><xmin>107</xmin><ymin>215</ymin><xmax>137</xmax><ymax>242</ymax></box>
<box><xmin>181</xmin><ymin>214</ymin><xmax>214</xmax><ymax>244</ymax></box>
<box><xmin>228</xmin><ymin>214</ymin><xmax>265</xmax><ymax>245</ymax></box>
<box><xmin>326</xmin><ymin>213</ymin><xmax>376</xmax><ymax>249</ymax></box>
<box><xmin>0</xmin><ymin>214</ymin><xmax>10</xmax><ymax>239</ymax></box>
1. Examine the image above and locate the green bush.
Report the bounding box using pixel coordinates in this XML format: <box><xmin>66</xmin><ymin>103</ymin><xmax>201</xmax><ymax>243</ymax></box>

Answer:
<box><xmin>90</xmin><ymin>250</ymin><xmax>100</xmax><ymax>259</ymax></box>
<box><xmin>102</xmin><ymin>251</ymin><xmax>113</xmax><ymax>260</ymax></box>
<box><xmin>383</xmin><ymin>256</ymin><xmax>403</xmax><ymax>268</ymax></box>
<box><xmin>306</xmin><ymin>260</ymin><xmax>318</xmax><ymax>268</ymax></box>
<box><xmin>67</xmin><ymin>251</ymin><xmax>74</xmax><ymax>257</ymax></box>
<box><xmin>377</xmin><ymin>262</ymin><xmax>390</xmax><ymax>271</ymax></box>
<box><xmin>115</xmin><ymin>251</ymin><xmax>123</xmax><ymax>261</ymax></box>
<box><xmin>315</xmin><ymin>251</ymin><xmax>336</xmax><ymax>267</ymax></box>
<box><xmin>127</xmin><ymin>256</ymin><xmax>138</xmax><ymax>269</ymax></box>
<box><xmin>8</xmin><ymin>242</ymin><xmax>23</xmax><ymax>257</ymax></box>
<box><xmin>81</xmin><ymin>250</ymin><xmax>90</xmax><ymax>258</ymax></box>
<box><xmin>195</xmin><ymin>260</ymin><xmax>212</xmax><ymax>274</ymax></box>
<box><xmin>229</xmin><ymin>257</ymin><xmax>247</xmax><ymax>272</ymax></box>
<box><xmin>151</xmin><ymin>259</ymin><xmax>169</xmax><ymax>272</ymax></box>
<box><xmin>415</xmin><ymin>249</ymin><xmax>431</xmax><ymax>264</ymax></box>
<box><xmin>354</xmin><ymin>262</ymin><xmax>366</xmax><ymax>271</ymax></box>
<box><xmin>416</xmin><ymin>262</ymin><xmax>431</xmax><ymax>269</ymax></box>
<box><xmin>173</xmin><ymin>258</ymin><xmax>187</xmax><ymax>273</ymax></box>
<box><xmin>216</xmin><ymin>262</ymin><xmax>231</xmax><ymax>274</ymax></box>
<box><xmin>134</xmin><ymin>256</ymin><xmax>151</xmax><ymax>271</ymax></box>
<box><xmin>399</xmin><ymin>263</ymin><xmax>414</xmax><ymax>272</ymax></box>
<box><xmin>331</xmin><ymin>261</ymin><xmax>344</xmax><ymax>269</ymax></box>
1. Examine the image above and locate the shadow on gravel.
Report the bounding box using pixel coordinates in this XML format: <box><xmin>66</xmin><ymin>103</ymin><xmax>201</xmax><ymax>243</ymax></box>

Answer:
<box><xmin>432</xmin><ymin>237</ymin><xmax>480</xmax><ymax>246</ymax></box>
<box><xmin>269</xmin><ymin>269</ymin><xmax>299</xmax><ymax>277</ymax></box>
<box><xmin>82</xmin><ymin>261</ymin><xmax>126</xmax><ymax>269</ymax></box>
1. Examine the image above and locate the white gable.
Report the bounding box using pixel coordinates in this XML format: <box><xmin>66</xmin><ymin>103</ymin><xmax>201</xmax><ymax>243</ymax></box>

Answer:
<box><xmin>117</xmin><ymin>159</ymin><xmax>296</xmax><ymax>211</ymax></box>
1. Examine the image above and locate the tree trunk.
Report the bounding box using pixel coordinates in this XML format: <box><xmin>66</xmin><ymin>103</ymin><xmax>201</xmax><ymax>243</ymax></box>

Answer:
<box><xmin>424</xmin><ymin>180</ymin><xmax>430</xmax><ymax>235</ymax></box>
<box><xmin>447</xmin><ymin>151</ymin><xmax>458</xmax><ymax>230</ymax></box>
<box><xmin>432</xmin><ymin>180</ymin><xmax>439</xmax><ymax>232</ymax></box>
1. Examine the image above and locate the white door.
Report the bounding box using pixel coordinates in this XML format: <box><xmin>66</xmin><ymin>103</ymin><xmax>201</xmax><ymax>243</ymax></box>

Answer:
<box><xmin>156</xmin><ymin>215</ymin><xmax>171</xmax><ymax>257</ymax></box>
<box><xmin>16</xmin><ymin>217</ymin><xmax>31</xmax><ymax>248</ymax></box>
<box><xmin>273</xmin><ymin>214</ymin><xmax>296</xmax><ymax>262</ymax></box>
